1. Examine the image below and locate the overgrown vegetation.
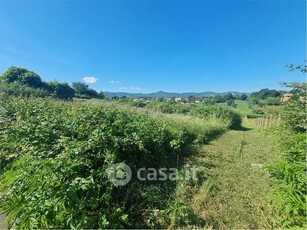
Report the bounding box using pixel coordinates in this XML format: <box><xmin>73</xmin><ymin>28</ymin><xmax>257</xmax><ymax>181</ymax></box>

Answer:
<box><xmin>267</xmin><ymin>133</ymin><xmax>306</xmax><ymax>227</ymax></box>
<box><xmin>247</xmin><ymin>88</ymin><xmax>283</xmax><ymax>115</ymax></box>
<box><xmin>0</xmin><ymin>63</ymin><xmax>304</xmax><ymax>229</ymax></box>
<box><xmin>0</xmin><ymin>81</ymin><xmax>50</xmax><ymax>98</ymax></box>
<box><xmin>139</xmin><ymin>101</ymin><xmax>242</xmax><ymax>129</ymax></box>
<box><xmin>266</xmin><ymin>65</ymin><xmax>306</xmax><ymax>228</ymax></box>
<box><xmin>0</xmin><ymin>92</ymin><xmax>231</xmax><ymax>228</ymax></box>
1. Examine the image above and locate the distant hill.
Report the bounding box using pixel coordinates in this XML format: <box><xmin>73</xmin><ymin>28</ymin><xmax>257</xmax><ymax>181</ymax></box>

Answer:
<box><xmin>104</xmin><ymin>90</ymin><xmax>249</xmax><ymax>98</ymax></box>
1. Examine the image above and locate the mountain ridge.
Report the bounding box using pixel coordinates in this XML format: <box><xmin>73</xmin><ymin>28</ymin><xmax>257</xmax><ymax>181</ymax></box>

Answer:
<box><xmin>104</xmin><ymin>91</ymin><xmax>249</xmax><ymax>98</ymax></box>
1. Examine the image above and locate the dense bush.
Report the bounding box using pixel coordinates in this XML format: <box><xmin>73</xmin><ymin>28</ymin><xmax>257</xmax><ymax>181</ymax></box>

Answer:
<box><xmin>250</xmin><ymin>88</ymin><xmax>281</xmax><ymax>99</ymax></box>
<box><xmin>248</xmin><ymin>92</ymin><xmax>281</xmax><ymax>109</ymax></box>
<box><xmin>189</xmin><ymin>105</ymin><xmax>241</xmax><ymax>129</ymax></box>
<box><xmin>144</xmin><ymin>102</ymin><xmax>241</xmax><ymax>129</ymax></box>
<box><xmin>0</xmin><ymin>81</ymin><xmax>50</xmax><ymax>98</ymax></box>
<box><xmin>0</xmin><ymin>95</ymin><xmax>228</xmax><ymax>228</ymax></box>
<box><xmin>145</xmin><ymin>101</ymin><xmax>192</xmax><ymax>114</ymax></box>
<box><xmin>267</xmin><ymin>74</ymin><xmax>306</xmax><ymax>227</ymax></box>
<box><xmin>202</xmin><ymin>93</ymin><xmax>236</xmax><ymax>105</ymax></box>
<box><xmin>250</xmin><ymin>106</ymin><xmax>265</xmax><ymax>115</ymax></box>
<box><xmin>267</xmin><ymin>133</ymin><xmax>306</xmax><ymax>228</ymax></box>
<box><xmin>47</xmin><ymin>81</ymin><xmax>75</xmax><ymax>99</ymax></box>
<box><xmin>72</xmin><ymin>82</ymin><xmax>104</xmax><ymax>99</ymax></box>
<box><xmin>259</xmin><ymin>97</ymin><xmax>281</xmax><ymax>106</ymax></box>
<box><xmin>281</xmin><ymin>82</ymin><xmax>306</xmax><ymax>133</ymax></box>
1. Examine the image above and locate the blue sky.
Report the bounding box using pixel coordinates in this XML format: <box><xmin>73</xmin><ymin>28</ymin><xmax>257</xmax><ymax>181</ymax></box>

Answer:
<box><xmin>0</xmin><ymin>0</ymin><xmax>305</xmax><ymax>93</ymax></box>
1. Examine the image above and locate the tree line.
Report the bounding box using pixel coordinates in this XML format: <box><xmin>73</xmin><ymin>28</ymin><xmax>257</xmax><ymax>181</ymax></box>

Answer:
<box><xmin>0</xmin><ymin>66</ymin><xmax>105</xmax><ymax>99</ymax></box>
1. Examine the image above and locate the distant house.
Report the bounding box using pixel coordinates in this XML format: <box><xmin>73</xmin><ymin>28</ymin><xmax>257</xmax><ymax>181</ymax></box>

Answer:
<box><xmin>281</xmin><ymin>93</ymin><xmax>305</xmax><ymax>102</ymax></box>
<box><xmin>281</xmin><ymin>93</ymin><xmax>293</xmax><ymax>102</ymax></box>
<box><xmin>175</xmin><ymin>97</ymin><xmax>182</xmax><ymax>102</ymax></box>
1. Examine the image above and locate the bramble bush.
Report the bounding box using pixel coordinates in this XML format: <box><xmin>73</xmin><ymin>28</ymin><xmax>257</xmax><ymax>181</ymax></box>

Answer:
<box><xmin>0</xmin><ymin>95</ymin><xmax>229</xmax><ymax>228</ymax></box>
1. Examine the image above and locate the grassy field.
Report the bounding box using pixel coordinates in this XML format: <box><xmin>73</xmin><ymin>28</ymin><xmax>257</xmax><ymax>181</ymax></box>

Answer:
<box><xmin>234</xmin><ymin>100</ymin><xmax>259</xmax><ymax>118</ymax></box>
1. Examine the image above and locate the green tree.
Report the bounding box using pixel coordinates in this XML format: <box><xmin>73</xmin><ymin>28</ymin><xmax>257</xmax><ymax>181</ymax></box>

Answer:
<box><xmin>72</xmin><ymin>81</ymin><xmax>99</xmax><ymax>98</ymax></box>
<box><xmin>222</xmin><ymin>93</ymin><xmax>235</xmax><ymax>101</ymax></box>
<box><xmin>98</xmin><ymin>91</ymin><xmax>105</xmax><ymax>99</ymax></box>
<box><xmin>250</xmin><ymin>88</ymin><xmax>281</xmax><ymax>99</ymax></box>
<box><xmin>212</xmin><ymin>95</ymin><xmax>223</xmax><ymax>103</ymax></box>
<box><xmin>20</xmin><ymin>71</ymin><xmax>43</xmax><ymax>88</ymax></box>
<box><xmin>47</xmin><ymin>81</ymin><xmax>75</xmax><ymax>99</ymax></box>
<box><xmin>226</xmin><ymin>100</ymin><xmax>236</xmax><ymax>107</ymax></box>
<box><xmin>72</xmin><ymin>82</ymin><xmax>89</xmax><ymax>95</ymax></box>
<box><xmin>1</xmin><ymin>66</ymin><xmax>28</xmax><ymax>83</ymax></box>
<box><xmin>188</xmin><ymin>95</ymin><xmax>196</xmax><ymax>102</ymax></box>
<box><xmin>285</xmin><ymin>63</ymin><xmax>307</xmax><ymax>73</ymax></box>
<box><xmin>85</xmin><ymin>88</ymin><xmax>98</xmax><ymax>98</ymax></box>
<box><xmin>239</xmin><ymin>93</ymin><xmax>248</xmax><ymax>100</ymax></box>
<box><xmin>1</xmin><ymin>66</ymin><xmax>43</xmax><ymax>88</ymax></box>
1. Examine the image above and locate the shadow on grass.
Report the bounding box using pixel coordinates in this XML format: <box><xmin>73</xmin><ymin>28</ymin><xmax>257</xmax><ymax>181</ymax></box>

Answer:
<box><xmin>233</xmin><ymin>125</ymin><xmax>253</xmax><ymax>131</ymax></box>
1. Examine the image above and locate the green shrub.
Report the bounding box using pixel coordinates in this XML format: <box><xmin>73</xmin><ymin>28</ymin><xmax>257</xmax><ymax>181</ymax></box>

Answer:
<box><xmin>0</xmin><ymin>81</ymin><xmax>50</xmax><ymax>98</ymax></box>
<box><xmin>189</xmin><ymin>105</ymin><xmax>241</xmax><ymax>129</ymax></box>
<box><xmin>146</xmin><ymin>101</ymin><xmax>191</xmax><ymax>114</ymax></box>
<box><xmin>267</xmin><ymin>79</ymin><xmax>306</xmax><ymax>228</ymax></box>
<box><xmin>0</xmin><ymin>95</ymin><xmax>227</xmax><ymax>228</ymax></box>
<box><xmin>282</xmin><ymin>95</ymin><xmax>306</xmax><ymax>133</ymax></box>
<box><xmin>259</xmin><ymin>97</ymin><xmax>281</xmax><ymax>106</ymax></box>
<box><xmin>145</xmin><ymin>102</ymin><xmax>242</xmax><ymax>129</ymax></box>
<box><xmin>267</xmin><ymin>133</ymin><xmax>306</xmax><ymax>228</ymax></box>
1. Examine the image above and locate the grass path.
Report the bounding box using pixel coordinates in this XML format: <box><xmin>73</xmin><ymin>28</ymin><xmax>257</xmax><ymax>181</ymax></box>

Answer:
<box><xmin>187</xmin><ymin>124</ymin><xmax>280</xmax><ymax>229</ymax></box>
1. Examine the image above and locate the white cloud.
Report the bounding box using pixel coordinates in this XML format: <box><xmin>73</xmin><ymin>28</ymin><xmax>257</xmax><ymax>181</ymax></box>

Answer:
<box><xmin>119</xmin><ymin>86</ymin><xmax>128</xmax><ymax>91</ymax></box>
<box><xmin>131</xmin><ymin>86</ymin><xmax>141</xmax><ymax>91</ymax></box>
<box><xmin>110</xmin><ymin>80</ymin><xmax>120</xmax><ymax>84</ymax></box>
<box><xmin>83</xmin><ymin>76</ymin><xmax>98</xmax><ymax>83</ymax></box>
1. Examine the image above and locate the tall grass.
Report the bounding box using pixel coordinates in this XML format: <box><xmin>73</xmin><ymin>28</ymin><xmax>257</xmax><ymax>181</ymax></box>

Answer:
<box><xmin>154</xmin><ymin>114</ymin><xmax>228</xmax><ymax>144</ymax></box>
<box><xmin>267</xmin><ymin>132</ymin><xmax>306</xmax><ymax>228</ymax></box>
